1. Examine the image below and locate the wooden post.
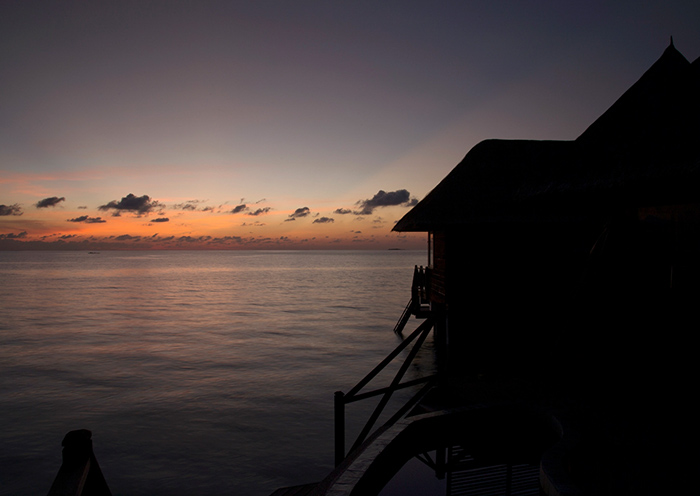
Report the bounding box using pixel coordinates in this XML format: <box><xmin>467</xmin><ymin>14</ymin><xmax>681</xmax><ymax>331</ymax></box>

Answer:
<box><xmin>436</xmin><ymin>446</ymin><xmax>446</xmax><ymax>480</ymax></box>
<box><xmin>47</xmin><ymin>429</ymin><xmax>112</xmax><ymax>496</ymax></box>
<box><xmin>334</xmin><ymin>391</ymin><xmax>345</xmax><ymax>466</ymax></box>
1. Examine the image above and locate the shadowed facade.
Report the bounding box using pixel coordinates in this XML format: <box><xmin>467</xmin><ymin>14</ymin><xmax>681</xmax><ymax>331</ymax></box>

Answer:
<box><xmin>394</xmin><ymin>40</ymin><xmax>700</xmax><ymax>382</ymax></box>
<box><xmin>288</xmin><ymin>41</ymin><xmax>698</xmax><ymax>496</ymax></box>
<box><xmin>384</xmin><ymin>41</ymin><xmax>699</xmax><ymax>495</ymax></box>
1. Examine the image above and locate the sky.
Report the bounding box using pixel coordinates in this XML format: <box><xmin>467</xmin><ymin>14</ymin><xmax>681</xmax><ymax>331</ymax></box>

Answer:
<box><xmin>2</xmin><ymin>1</ymin><xmax>699</xmax><ymax>250</ymax></box>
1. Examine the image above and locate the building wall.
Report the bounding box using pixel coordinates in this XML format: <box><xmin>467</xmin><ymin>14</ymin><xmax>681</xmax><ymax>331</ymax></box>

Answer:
<box><xmin>427</xmin><ymin>210</ymin><xmax>700</xmax><ymax>379</ymax></box>
<box><xmin>431</xmin><ymin>221</ymin><xmax>598</xmax><ymax>377</ymax></box>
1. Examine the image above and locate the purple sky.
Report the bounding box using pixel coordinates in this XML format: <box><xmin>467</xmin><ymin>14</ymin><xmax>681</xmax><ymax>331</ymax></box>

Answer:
<box><xmin>2</xmin><ymin>1</ymin><xmax>699</xmax><ymax>249</ymax></box>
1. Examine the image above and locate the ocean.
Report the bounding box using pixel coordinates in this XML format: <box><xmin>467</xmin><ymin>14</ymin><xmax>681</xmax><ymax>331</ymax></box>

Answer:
<box><xmin>0</xmin><ymin>250</ymin><xmax>434</xmax><ymax>496</ymax></box>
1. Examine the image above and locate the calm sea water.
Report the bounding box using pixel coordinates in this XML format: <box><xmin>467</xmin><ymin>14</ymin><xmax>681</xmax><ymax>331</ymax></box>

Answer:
<box><xmin>0</xmin><ymin>250</ymin><xmax>434</xmax><ymax>496</ymax></box>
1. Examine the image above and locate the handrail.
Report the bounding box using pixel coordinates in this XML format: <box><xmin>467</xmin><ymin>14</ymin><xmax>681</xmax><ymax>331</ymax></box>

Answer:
<box><xmin>411</xmin><ymin>265</ymin><xmax>429</xmax><ymax>306</ymax></box>
<box><xmin>393</xmin><ymin>298</ymin><xmax>414</xmax><ymax>335</ymax></box>
<box><xmin>334</xmin><ymin>317</ymin><xmax>436</xmax><ymax>465</ymax></box>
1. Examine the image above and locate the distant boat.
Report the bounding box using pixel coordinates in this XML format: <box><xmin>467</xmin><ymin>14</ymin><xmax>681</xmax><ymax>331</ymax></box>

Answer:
<box><xmin>88</xmin><ymin>251</ymin><xmax>100</xmax><ymax>254</ymax></box>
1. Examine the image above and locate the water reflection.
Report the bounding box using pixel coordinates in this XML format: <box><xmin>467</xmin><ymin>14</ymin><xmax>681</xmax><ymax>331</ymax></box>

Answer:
<box><xmin>0</xmin><ymin>250</ymin><xmax>430</xmax><ymax>496</ymax></box>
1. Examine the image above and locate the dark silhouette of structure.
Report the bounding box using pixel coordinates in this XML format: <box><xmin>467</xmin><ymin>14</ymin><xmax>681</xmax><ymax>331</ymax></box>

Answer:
<box><xmin>47</xmin><ymin>430</ymin><xmax>112</xmax><ymax>496</ymax></box>
<box><xmin>392</xmin><ymin>40</ymin><xmax>699</xmax><ymax>495</ymax></box>
<box><xmin>298</xmin><ymin>41</ymin><xmax>698</xmax><ymax>496</ymax></box>
<box><xmin>393</xmin><ymin>40</ymin><xmax>700</xmax><ymax>377</ymax></box>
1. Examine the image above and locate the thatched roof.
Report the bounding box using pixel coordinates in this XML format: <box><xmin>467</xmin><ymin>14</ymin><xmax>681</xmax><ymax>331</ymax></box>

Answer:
<box><xmin>394</xmin><ymin>42</ymin><xmax>700</xmax><ymax>232</ymax></box>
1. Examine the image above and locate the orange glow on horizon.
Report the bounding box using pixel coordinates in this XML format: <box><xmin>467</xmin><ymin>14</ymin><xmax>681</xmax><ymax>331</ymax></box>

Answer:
<box><xmin>1</xmin><ymin>200</ymin><xmax>424</xmax><ymax>250</ymax></box>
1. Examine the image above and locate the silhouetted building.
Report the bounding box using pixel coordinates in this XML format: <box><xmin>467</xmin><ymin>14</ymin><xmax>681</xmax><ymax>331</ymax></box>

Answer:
<box><xmin>376</xmin><ymin>42</ymin><xmax>699</xmax><ymax>495</ymax></box>
<box><xmin>394</xmin><ymin>41</ymin><xmax>700</xmax><ymax>383</ymax></box>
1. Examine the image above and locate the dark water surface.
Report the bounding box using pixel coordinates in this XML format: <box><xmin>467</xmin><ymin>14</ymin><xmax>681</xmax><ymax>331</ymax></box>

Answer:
<box><xmin>0</xmin><ymin>250</ymin><xmax>434</xmax><ymax>496</ymax></box>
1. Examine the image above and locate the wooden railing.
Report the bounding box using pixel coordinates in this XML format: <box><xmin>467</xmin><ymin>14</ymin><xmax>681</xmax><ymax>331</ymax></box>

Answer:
<box><xmin>392</xmin><ymin>298</ymin><xmax>414</xmax><ymax>334</ymax></box>
<box><xmin>411</xmin><ymin>265</ymin><xmax>433</xmax><ymax>317</ymax></box>
<box><xmin>411</xmin><ymin>265</ymin><xmax>429</xmax><ymax>304</ymax></box>
<box><xmin>334</xmin><ymin>317</ymin><xmax>436</xmax><ymax>465</ymax></box>
<box><xmin>394</xmin><ymin>266</ymin><xmax>433</xmax><ymax>335</ymax></box>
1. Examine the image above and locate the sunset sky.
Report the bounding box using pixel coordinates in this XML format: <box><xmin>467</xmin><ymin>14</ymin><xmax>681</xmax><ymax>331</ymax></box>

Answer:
<box><xmin>2</xmin><ymin>1</ymin><xmax>699</xmax><ymax>250</ymax></box>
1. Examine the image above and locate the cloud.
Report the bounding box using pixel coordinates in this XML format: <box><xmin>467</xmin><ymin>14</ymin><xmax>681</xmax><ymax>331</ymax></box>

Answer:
<box><xmin>333</xmin><ymin>208</ymin><xmax>353</xmax><ymax>215</ymax></box>
<box><xmin>173</xmin><ymin>200</ymin><xmax>207</xmax><ymax>211</ymax></box>
<box><xmin>232</xmin><ymin>198</ymin><xmax>270</xmax><ymax>215</ymax></box>
<box><xmin>0</xmin><ymin>204</ymin><xmax>23</xmax><ymax>216</ymax></box>
<box><xmin>98</xmin><ymin>193</ymin><xmax>161</xmax><ymax>215</ymax></box>
<box><xmin>114</xmin><ymin>234</ymin><xmax>141</xmax><ymax>241</ymax></box>
<box><xmin>212</xmin><ymin>235</ymin><xmax>244</xmax><ymax>243</ymax></box>
<box><xmin>0</xmin><ymin>231</ymin><xmax>27</xmax><ymax>239</ymax></box>
<box><xmin>36</xmin><ymin>196</ymin><xmax>66</xmax><ymax>208</ymax></box>
<box><xmin>354</xmin><ymin>189</ymin><xmax>417</xmax><ymax>215</ymax></box>
<box><xmin>372</xmin><ymin>217</ymin><xmax>387</xmax><ymax>228</ymax></box>
<box><xmin>313</xmin><ymin>217</ymin><xmax>334</xmax><ymax>224</ymax></box>
<box><xmin>286</xmin><ymin>207</ymin><xmax>310</xmax><ymax>221</ymax></box>
<box><xmin>150</xmin><ymin>217</ymin><xmax>169</xmax><ymax>223</ymax></box>
<box><xmin>178</xmin><ymin>235</ymin><xmax>213</xmax><ymax>243</ymax></box>
<box><xmin>67</xmin><ymin>216</ymin><xmax>106</xmax><ymax>223</ymax></box>
<box><xmin>248</xmin><ymin>207</ymin><xmax>271</xmax><ymax>216</ymax></box>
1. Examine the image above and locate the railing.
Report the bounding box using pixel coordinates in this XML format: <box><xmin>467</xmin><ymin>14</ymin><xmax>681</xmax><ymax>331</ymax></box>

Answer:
<box><xmin>412</xmin><ymin>265</ymin><xmax>429</xmax><ymax>304</ymax></box>
<box><xmin>393</xmin><ymin>266</ymin><xmax>433</xmax><ymax>336</ymax></box>
<box><xmin>334</xmin><ymin>317</ymin><xmax>436</xmax><ymax>465</ymax></box>
<box><xmin>411</xmin><ymin>265</ymin><xmax>432</xmax><ymax>317</ymax></box>
<box><xmin>392</xmin><ymin>298</ymin><xmax>414</xmax><ymax>334</ymax></box>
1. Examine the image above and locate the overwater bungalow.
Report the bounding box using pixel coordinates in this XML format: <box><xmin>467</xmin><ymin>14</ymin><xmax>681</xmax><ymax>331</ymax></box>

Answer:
<box><xmin>286</xmin><ymin>41</ymin><xmax>698</xmax><ymax>496</ymax></box>
<box><xmin>393</xmin><ymin>39</ymin><xmax>700</xmax><ymax>381</ymax></box>
<box><xmin>49</xmin><ymin>41</ymin><xmax>698</xmax><ymax>496</ymax></box>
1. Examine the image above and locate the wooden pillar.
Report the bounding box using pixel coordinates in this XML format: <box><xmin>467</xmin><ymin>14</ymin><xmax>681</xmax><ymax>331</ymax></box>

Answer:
<box><xmin>47</xmin><ymin>429</ymin><xmax>112</xmax><ymax>496</ymax></box>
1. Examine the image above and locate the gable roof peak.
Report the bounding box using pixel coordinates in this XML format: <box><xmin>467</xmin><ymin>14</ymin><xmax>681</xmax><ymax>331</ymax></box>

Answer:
<box><xmin>575</xmin><ymin>42</ymin><xmax>692</xmax><ymax>146</ymax></box>
<box><xmin>393</xmin><ymin>43</ymin><xmax>700</xmax><ymax>232</ymax></box>
<box><xmin>660</xmin><ymin>36</ymin><xmax>686</xmax><ymax>62</ymax></box>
